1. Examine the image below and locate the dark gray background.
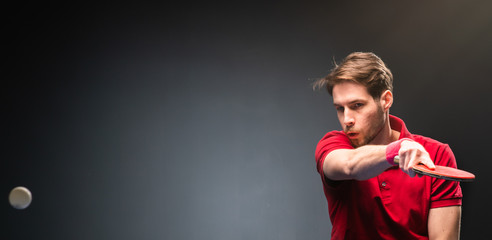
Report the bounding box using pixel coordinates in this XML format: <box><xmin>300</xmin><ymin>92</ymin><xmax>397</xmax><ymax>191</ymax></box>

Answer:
<box><xmin>3</xmin><ymin>1</ymin><xmax>491</xmax><ymax>239</ymax></box>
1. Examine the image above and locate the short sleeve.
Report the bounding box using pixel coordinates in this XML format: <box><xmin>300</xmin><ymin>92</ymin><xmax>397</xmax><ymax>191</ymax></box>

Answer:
<box><xmin>430</xmin><ymin>144</ymin><xmax>463</xmax><ymax>208</ymax></box>
<box><xmin>315</xmin><ymin>131</ymin><xmax>353</xmax><ymax>176</ymax></box>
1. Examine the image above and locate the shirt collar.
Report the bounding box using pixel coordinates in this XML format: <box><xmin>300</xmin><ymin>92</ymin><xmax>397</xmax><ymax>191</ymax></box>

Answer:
<box><xmin>389</xmin><ymin>115</ymin><xmax>412</xmax><ymax>139</ymax></box>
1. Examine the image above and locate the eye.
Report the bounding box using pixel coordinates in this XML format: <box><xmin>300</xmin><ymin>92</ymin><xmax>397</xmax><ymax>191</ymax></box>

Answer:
<box><xmin>352</xmin><ymin>103</ymin><xmax>364</xmax><ymax>109</ymax></box>
<box><xmin>335</xmin><ymin>106</ymin><xmax>344</xmax><ymax>112</ymax></box>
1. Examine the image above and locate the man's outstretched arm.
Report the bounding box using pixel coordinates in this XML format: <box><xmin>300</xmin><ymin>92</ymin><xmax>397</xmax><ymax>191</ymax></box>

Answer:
<box><xmin>323</xmin><ymin>140</ymin><xmax>436</xmax><ymax>181</ymax></box>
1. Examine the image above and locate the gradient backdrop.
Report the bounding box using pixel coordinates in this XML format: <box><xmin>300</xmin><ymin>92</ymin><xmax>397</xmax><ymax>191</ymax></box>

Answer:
<box><xmin>3</xmin><ymin>1</ymin><xmax>491</xmax><ymax>239</ymax></box>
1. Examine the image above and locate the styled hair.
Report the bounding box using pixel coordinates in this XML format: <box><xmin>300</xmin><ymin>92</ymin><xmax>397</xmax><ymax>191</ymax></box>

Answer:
<box><xmin>314</xmin><ymin>52</ymin><xmax>393</xmax><ymax>99</ymax></box>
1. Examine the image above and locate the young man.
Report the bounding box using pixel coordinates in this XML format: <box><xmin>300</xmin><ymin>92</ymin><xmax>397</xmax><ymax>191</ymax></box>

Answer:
<box><xmin>314</xmin><ymin>52</ymin><xmax>462</xmax><ymax>239</ymax></box>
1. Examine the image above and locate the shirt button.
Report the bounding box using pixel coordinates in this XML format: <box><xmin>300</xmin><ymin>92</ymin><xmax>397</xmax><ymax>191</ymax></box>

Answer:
<box><xmin>381</xmin><ymin>182</ymin><xmax>387</xmax><ymax>187</ymax></box>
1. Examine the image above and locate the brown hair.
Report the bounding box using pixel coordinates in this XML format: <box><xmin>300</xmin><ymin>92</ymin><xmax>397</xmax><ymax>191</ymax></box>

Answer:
<box><xmin>314</xmin><ymin>52</ymin><xmax>393</xmax><ymax>99</ymax></box>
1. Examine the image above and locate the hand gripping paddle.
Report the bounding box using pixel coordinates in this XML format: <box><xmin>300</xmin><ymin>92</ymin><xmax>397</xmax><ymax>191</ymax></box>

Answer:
<box><xmin>394</xmin><ymin>156</ymin><xmax>475</xmax><ymax>182</ymax></box>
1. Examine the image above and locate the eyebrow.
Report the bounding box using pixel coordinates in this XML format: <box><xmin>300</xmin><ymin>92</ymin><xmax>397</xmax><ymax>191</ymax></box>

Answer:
<box><xmin>333</xmin><ymin>99</ymin><xmax>366</xmax><ymax>106</ymax></box>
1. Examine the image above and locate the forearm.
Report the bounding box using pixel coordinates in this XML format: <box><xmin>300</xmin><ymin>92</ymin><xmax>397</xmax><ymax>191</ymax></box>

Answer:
<box><xmin>323</xmin><ymin>138</ymin><xmax>436</xmax><ymax>180</ymax></box>
<box><xmin>323</xmin><ymin>145</ymin><xmax>392</xmax><ymax>181</ymax></box>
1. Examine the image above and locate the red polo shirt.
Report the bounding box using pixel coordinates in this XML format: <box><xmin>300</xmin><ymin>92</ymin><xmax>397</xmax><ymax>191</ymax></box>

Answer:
<box><xmin>315</xmin><ymin>115</ymin><xmax>462</xmax><ymax>240</ymax></box>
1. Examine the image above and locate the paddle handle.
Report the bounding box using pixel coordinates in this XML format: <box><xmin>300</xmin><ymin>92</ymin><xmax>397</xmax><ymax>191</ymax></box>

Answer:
<box><xmin>394</xmin><ymin>156</ymin><xmax>425</xmax><ymax>167</ymax></box>
<box><xmin>393</xmin><ymin>155</ymin><xmax>418</xmax><ymax>168</ymax></box>
<box><xmin>393</xmin><ymin>156</ymin><xmax>400</xmax><ymax>165</ymax></box>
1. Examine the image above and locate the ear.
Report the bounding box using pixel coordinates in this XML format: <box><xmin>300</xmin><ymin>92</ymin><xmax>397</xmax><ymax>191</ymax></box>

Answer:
<box><xmin>380</xmin><ymin>90</ymin><xmax>393</xmax><ymax>111</ymax></box>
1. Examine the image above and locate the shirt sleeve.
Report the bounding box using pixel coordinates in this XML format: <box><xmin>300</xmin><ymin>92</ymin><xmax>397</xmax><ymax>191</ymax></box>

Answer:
<box><xmin>315</xmin><ymin>131</ymin><xmax>353</xmax><ymax>176</ymax></box>
<box><xmin>430</xmin><ymin>144</ymin><xmax>463</xmax><ymax>208</ymax></box>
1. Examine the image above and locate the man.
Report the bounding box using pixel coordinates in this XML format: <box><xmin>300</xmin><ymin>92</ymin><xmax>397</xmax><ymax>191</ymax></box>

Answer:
<box><xmin>314</xmin><ymin>52</ymin><xmax>462</xmax><ymax>239</ymax></box>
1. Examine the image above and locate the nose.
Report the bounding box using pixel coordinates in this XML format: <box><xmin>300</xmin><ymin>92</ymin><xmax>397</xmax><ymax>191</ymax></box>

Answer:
<box><xmin>343</xmin><ymin>110</ymin><xmax>355</xmax><ymax>127</ymax></box>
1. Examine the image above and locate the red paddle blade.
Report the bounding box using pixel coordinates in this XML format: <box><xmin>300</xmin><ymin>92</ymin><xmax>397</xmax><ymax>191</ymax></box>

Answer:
<box><xmin>412</xmin><ymin>164</ymin><xmax>475</xmax><ymax>182</ymax></box>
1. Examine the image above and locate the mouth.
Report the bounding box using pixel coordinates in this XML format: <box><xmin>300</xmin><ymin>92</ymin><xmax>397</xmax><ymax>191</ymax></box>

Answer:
<box><xmin>346</xmin><ymin>132</ymin><xmax>359</xmax><ymax>139</ymax></box>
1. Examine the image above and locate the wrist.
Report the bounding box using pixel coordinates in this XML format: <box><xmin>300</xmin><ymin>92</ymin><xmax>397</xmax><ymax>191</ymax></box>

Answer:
<box><xmin>386</xmin><ymin>138</ymin><xmax>414</xmax><ymax>165</ymax></box>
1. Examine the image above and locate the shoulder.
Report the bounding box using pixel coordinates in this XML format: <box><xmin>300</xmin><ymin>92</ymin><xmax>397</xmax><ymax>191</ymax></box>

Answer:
<box><xmin>411</xmin><ymin>134</ymin><xmax>446</xmax><ymax>147</ymax></box>
<box><xmin>319</xmin><ymin>130</ymin><xmax>349</xmax><ymax>142</ymax></box>
<box><xmin>411</xmin><ymin>134</ymin><xmax>456</xmax><ymax>167</ymax></box>
<box><xmin>316</xmin><ymin>131</ymin><xmax>352</xmax><ymax>151</ymax></box>
<box><xmin>315</xmin><ymin>131</ymin><xmax>353</xmax><ymax>163</ymax></box>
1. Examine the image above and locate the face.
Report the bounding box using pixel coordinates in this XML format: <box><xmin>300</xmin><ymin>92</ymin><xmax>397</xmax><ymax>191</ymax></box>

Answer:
<box><xmin>332</xmin><ymin>82</ymin><xmax>387</xmax><ymax>147</ymax></box>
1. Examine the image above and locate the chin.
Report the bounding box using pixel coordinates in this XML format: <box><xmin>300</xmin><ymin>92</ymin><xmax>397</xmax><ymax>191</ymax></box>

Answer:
<box><xmin>351</xmin><ymin>137</ymin><xmax>371</xmax><ymax>148</ymax></box>
<box><xmin>350</xmin><ymin>139</ymin><xmax>362</xmax><ymax>148</ymax></box>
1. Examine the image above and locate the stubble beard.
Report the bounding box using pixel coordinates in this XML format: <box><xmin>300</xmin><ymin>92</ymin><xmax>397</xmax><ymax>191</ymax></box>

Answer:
<box><xmin>349</xmin><ymin>105</ymin><xmax>386</xmax><ymax>148</ymax></box>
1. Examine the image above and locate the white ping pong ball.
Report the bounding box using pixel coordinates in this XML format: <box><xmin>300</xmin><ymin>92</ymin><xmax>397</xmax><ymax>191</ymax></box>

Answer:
<box><xmin>9</xmin><ymin>186</ymin><xmax>32</xmax><ymax>209</ymax></box>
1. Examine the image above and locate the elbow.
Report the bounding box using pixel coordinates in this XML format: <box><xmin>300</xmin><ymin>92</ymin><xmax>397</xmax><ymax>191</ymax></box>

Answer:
<box><xmin>341</xmin><ymin>161</ymin><xmax>356</xmax><ymax>179</ymax></box>
<box><xmin>323</xmin><ymin>160</ymin><xmax>353</xmax><ymax>181</ymax></box>
<box><xmin>323</xmin><ymin>151</ymin><xmax>369</xmax><ymax>181</ymax></box>
<box><xmin>337</xmin><ymin>159</ymin><xmax>366</xmax><ymax>181</ymax></box>
<box><xmin>343</xmin><ymin>159</ymin><xmax>371</xmax><ymax>181</ymax></box>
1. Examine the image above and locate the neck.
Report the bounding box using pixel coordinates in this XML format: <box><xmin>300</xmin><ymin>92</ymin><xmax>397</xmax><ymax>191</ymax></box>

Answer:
<box><xmin>371</xmin><ymin>114</ymin><xmax>400</xmax><ymax>145</ymax></box>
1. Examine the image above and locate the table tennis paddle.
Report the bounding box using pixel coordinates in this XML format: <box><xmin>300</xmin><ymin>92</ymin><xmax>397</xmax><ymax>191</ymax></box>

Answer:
<box><xmin>394</xmin><ymin>156</ymin><xmax>475</xmax><ymax>182</ymax></box>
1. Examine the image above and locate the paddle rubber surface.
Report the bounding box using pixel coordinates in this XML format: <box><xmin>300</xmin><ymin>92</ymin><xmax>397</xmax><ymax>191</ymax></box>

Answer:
<box><xmin>412</xmin><ymin>164</ymin><xmax>475</xmax><ymax>182</ymax></box>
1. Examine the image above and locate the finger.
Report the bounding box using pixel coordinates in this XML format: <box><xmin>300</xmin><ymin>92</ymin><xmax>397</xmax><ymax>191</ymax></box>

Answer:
<box><xmin>421</xmin><ymin>157</ymin><xmax>436</xmax><ymax>170</ymax></box>
<box><xmin>406</xmin><ymin>151</ymin><xmax>417</xmax><ymax>172</ymax></box>
<box><xmin>397</xmin><ymin>154</ymin><xmax>417</xmax><ymax>178</ymax></box>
